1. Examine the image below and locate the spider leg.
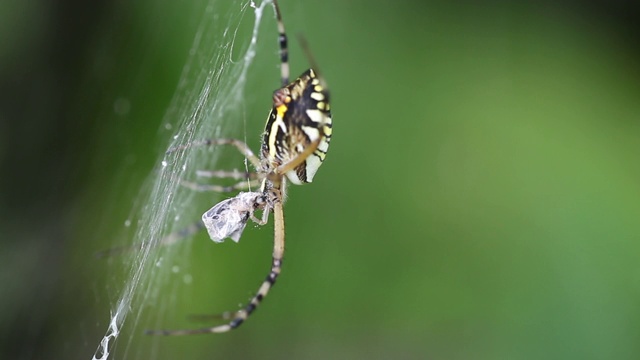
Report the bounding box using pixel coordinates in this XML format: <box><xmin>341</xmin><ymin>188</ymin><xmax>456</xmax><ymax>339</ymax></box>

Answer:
<box><xmin>187</xmin><ymin>311</ymin><xmax>238</xmax><ymax>323</ymax></box>
<box><xmin>296</xmin><ymin>34</ymin><xmax>329</xmax><ymax>91</ymax></box>
<box><xmin>167</xmin><ymin>138</ymin><xmax>261</xmax><ymax>169</ymax></box>
<box><xmin>145</xmin><ymin>190</ymin><xmax>285</xmax><ymax>335</ymax></box>
<box><xmin>181</xmin><ymin>167</ymin><xmax>261</xmax><ymax>193</ymax></box>
<box><xmin>180</xmin><ymin>179</ymin><xmax>262</xmax><ymax>193</ymax></box>
<box><xmin>249</xmin><ymin>203</ymin><xmax>270</xmax><ymax>226</ymax></box>
<box><xmin>273</xmin><ymin>0</ymin><xmax>289</xmax><ymax>86</ymax></box>
<box><xmin>195</xmin><ymin>169</ymin><xmax>258</xmax><ymax>181</ymax></box>
<box><xmin>223</xmin><ymin>194</ymin><xmax>285</xmax><ymax>330</ymax></box>
<box><xmin>168</xmin><ymin>138</ymin><xmax>263</xmax><ymax>193</ymax></box>
<box><xmin>275</xmin><ymin>138</ymin><xmax>322</xmax><ymax>176</ymax></box>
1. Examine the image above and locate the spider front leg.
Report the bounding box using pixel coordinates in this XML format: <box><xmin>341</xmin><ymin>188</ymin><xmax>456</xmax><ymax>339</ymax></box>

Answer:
<box><xmin>220</xmin><ymin>191</ymin><xmax>285</xmax><ymax>331</ymax></box>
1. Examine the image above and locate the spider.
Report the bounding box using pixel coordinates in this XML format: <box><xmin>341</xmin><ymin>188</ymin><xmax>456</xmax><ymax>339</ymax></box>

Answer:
<box><xmin>145</xmin><ymin>0</ymin><xmax>332</xmax><ymax>335</ymax></box>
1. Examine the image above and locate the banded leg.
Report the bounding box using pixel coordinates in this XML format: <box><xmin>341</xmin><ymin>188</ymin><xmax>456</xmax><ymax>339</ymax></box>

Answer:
<box><xmin>145</xmin><ymin>189</ymin><xmax>285</xmax><ymax>335</ymax></box>
<box><xmin>273</xmin><ymin>0</ymin><xmax>289</xmax><ymax>86</ymax></box>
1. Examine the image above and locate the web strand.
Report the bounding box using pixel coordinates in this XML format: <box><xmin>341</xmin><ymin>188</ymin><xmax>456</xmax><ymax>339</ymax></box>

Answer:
<box><xmin>93</xmin><ymin>1</ymin><xmax>273</xmax><ymax>358</ymax></box>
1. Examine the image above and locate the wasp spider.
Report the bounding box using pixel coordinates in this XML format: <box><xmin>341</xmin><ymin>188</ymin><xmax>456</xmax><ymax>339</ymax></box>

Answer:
<box><xmin>146</xmin><ymin>0</ymin><xmax>332</xmax><ymax>335</ymax></box>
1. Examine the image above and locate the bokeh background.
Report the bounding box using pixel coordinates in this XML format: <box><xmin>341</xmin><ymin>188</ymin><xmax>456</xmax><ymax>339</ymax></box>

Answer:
<box><xmin>2</xmin><ymin>0</ymin><xmax>640</xmax><ymax>359</ymax></box>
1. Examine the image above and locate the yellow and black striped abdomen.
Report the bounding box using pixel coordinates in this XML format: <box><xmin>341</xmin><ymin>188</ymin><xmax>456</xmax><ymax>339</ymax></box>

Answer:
<box><xmin>261</xmin><ymin>69</ymin><xmax>332</xmax><ymax>185</ymax></box>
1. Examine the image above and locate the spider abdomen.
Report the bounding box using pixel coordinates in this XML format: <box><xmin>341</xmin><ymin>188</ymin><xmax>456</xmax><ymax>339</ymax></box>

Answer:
<box><xmin>261</xmin><ymin>69</ymin><xmax>332</xmax><ymax>185</ymax></box>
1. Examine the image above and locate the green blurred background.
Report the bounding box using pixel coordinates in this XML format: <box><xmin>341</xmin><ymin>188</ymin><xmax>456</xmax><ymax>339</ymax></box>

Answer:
<box><xmin>2</xmin><ymin>0</ymin><xmax>640</xmax><ymax>359</ymax></box>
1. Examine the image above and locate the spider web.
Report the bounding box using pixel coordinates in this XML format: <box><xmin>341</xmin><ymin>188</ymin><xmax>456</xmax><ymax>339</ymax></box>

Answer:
<box><xmin>92</xmin><ymin>1</ymin><xmax>273</xmax><ymax>358</ymax></box>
